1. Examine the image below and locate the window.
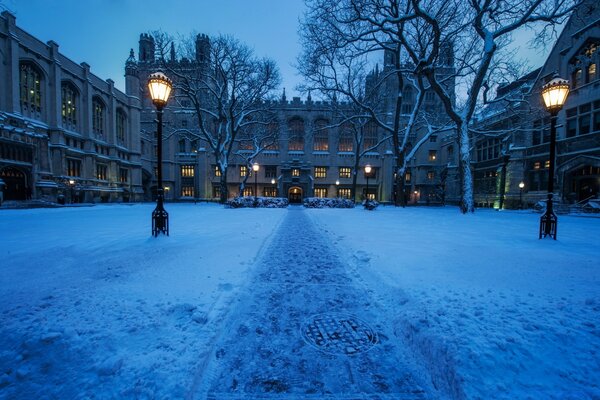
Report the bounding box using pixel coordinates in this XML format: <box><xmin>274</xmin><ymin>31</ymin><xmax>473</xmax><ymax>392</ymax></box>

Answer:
<box><xmin>181</xmin><ymin>165</ymin><xmax>194</xmax><ymax>177</ymax></box>
<box><xmin>314</xmin><ymin>167</ymin><xmax>327</xmax><ymax>178</ymax></box>
<box><xmin>573</xmin><ymin>69</ymin><xmax>582</xmax><ymax>88</ymax></box>
<box><xmin>61</xmin><ymin>82</ymin><xmax>77</xmax><ymax>127</ymax></box>
<box><xmin>427</xmin><ymin>171</ymin><xmax>435</xmax><ymax>180</ymax></box>
<box><xmin>567</xmin><ymin>118</ymin><xmax>577</xmax><ymax>138</ymax></box>
<box><xmin>363</xmin><ymin>122</ymin><xmax>378</xmax><ymax>151</ymax></box>
<box><xmin>405</xmin><ymin>172</ymin><xmax>411</xmax><ymax>182</ymax></box>
<box><xmin>92</xmin><ymin>98</ymin><xmax>105</xmax><ymax>138</ymax></box>
<box><xmin>339</xmin><ymin>167</ymin><xmax>351</xmax><ymax>178</ymax></box>
<box><xmin>240</xmin><ymin>165</ymin><xmax>248</xmax><ymax>177</ymax></box>
<box><xmin>338</xmin><ymin>124</ymin><xmax>354</xmax><ymax>152</ymax></box>
<box><xmin>589</xmin><ymin>64</ymin><xmax>597</xmax><ymax>82</ymax></box>
<box><xmin>338</xmin><ymin>188</ymin><xmax>352</xmax><ymax>199</ymax></box>
<box><xmin>288</xmin><ymin>118</ymin><xmax>304</xmax><ymax>151</ymax></box>
<box><xmin>314</xmin><ymin>188</ymin><xmax>328</xmax><ymax>198</ymax></box>
<box><xmin>213</xmin><ymin>185</ymin><xmax>221</xmax><ymax>198</ymax></box>
<box><xmin>242</xmin><ymin>187</ymin><xmax>253</xmax><ymax>197</ymax></box>
<box><xmin>265</xmin><ymin>165</ymin><xmax>277</xmax><ymax>178</ymax></box>
<box><xmin>214</xmin><ymin>165</ymin><xmax>222</xmax><ymax>177</ymax></box>
<box><xmin>116</xmin><ymin>109</ymin><xmax>127</xmax><ymax>144</ymax></box>
<box><xmin>579</xmin><ymin>114</ymin><xmax>591</xmax><ymax>135</ymax></box>
<box><xmin>428</xmin><ymin>150</ymin><xmax>437</xmax><ymax>162</ymax></box>
<box><xmin>292</xmin><ymin>168</ymin><xmax>300</xmax><ymax>177</ymax></box>
<box><xmin>182</xmin><ymin>120</ymin><xmax>188</xmax><ymax>128</ymax></box>
<box><xmin>263</xmin><ymin>187</ymin><xmax>277</xmax><ymax>197</ymax></box>
<box><xmin>181</xmin><ymin>186</ymin><xmax>194</xmax><ymax>197</ymax></box>
<box><xmin>313</xmin><ymin>119</ymin><xmax>329</xmax><ymax>151</ymax></box>
<box><xmin>178</xmin><ymin>139</ymin><xmax>186</xmax><ymax>153</ymax></box>
<box><xmin>67</xmin><ymin>158</ymin><xmax>81</xmax><ymax>177</ymax></box>
<box><xmin>119</xmin><ymin>168</ymin><xmax>128</xmax><ymax>183</ymax></box>
<box><xmin>20</xmin><ymin>63</ymin><xmax>42</xmax><ymax>115</ymax></box>
<box><xmin>476</xmin><ymin>138</ymin><xmax>501</xmax><ymax>161</ymax></box>
<box><xmin>534</xmin><ymin>162</ymin><xmax>541</xmax><ymax>170</ymax></box>
<box><xmin>96</xmin><ymin>164</ymin><xmax>107</xmax><ymax>180</ymax></box>
<box><xmin>594</xmin><ymin>111</ymin><xmax>600</xmax><ymax>132</ymax></box>
<box><xmin>544</xmin><ymin>160</ymin><xmax>550</xmax><ymax>169</ymax></box>
<box><xmin>430</xmin><ymin>135</ymin><xmax>437</xmax><ymax>142</ymax></box>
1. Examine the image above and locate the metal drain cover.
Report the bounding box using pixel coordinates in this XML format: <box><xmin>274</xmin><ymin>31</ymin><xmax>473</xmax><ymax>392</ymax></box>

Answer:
<box><xmin>302</xmin><ymin>313</ymin><xmax>378</xmax><ymax>355</ymax></box>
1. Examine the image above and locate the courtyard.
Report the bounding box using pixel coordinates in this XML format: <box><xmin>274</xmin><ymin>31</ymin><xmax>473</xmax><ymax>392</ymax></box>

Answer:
<box><xmin>1</xmin><ymin>204</ymin><xmax>598</xmax><ymax>399</ymax></box>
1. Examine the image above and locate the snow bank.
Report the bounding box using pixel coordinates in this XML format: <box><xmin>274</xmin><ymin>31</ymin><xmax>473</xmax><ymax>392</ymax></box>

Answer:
<box><xmin>0</xmin><ymin>203</ymin><xmax>285</xmax><ymax>399</ymax></box>
<box><xmin>308</xmin><ymin>207</ymin><xmax>600</xmax><ymax>399</ymax></box>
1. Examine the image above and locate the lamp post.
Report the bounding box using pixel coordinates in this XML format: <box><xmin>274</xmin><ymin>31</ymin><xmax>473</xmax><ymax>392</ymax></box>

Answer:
<box><xmin>252</xmin><ymin>162</ymin><xmax>260</xmax><ymax>206</ymax></box>
<box><xmin>270</xmin><ymin>178</ymin><xmax>276</xmax><ymax>197</ymax></box>
<box><xmin>335</xmin><ymin>179</ymin><xmax>340</xmax><ymax>198</ymax></box>
<box><xmin>148</xmin><ymin>72</ymin><xmax>173</xmax><ymax>237</ymax></box>
<box><xmin>539</xmin><ymin>76</ymin><xmax>569</xmax><ymax>240</ymax></box>
<box><xmin>68</xmin><ymin>179</ymin><xmax>75</xmax><ymax>204</ymax></box>
<box><xmin>364</xmin><ymin>164</ymin><xmax>372</xmax><ymax>201</ymax></box>
<box><xmin>519</xmin><ymin>181</ymin><xmax>525</xmax><ymax>209</ymax></box>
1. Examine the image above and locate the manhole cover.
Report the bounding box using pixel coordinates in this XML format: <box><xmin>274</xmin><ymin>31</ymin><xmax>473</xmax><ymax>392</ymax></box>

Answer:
<box><xmin>302</xmin><ymin>313</ymin><xmax>378</xmax><ymax>355</ymax></box>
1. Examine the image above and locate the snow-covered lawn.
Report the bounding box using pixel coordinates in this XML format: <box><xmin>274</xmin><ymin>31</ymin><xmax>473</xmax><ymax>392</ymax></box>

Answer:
<box><xmin>308</xmin><ymin>207</ymin><xmax>600</xmax><ymax>399</ymax></box>
<box><xmin>1</xmin><ymin>204</ymin><xmax>598</xmax><ymax>399</ymax></box>
<box><xmin>0</xmin><ymin>203</ymin><xmax>285</xmax><ymax>399</ymax></box>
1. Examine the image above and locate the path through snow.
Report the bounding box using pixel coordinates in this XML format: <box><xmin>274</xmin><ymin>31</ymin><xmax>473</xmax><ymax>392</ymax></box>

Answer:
<box><xmin>193</xmin><ymin>207</ymin><xmax>434</xmax><ymax>399</ymax></box>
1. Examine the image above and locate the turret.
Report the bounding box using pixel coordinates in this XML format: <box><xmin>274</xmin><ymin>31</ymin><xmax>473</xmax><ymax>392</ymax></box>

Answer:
<box><xmin>125</xmin><ymin>49</ymin><xmax>140</xmax><ymax>97</ymax></box>
<box><xmin>139</xmin><ymin>33</ymin><xmax>155</xmax><ymax>62</ymax></box>
<box><xmin>195</xmin><ymin>34</ymin><xmax>210</xmax><ymax>63</ymax></box>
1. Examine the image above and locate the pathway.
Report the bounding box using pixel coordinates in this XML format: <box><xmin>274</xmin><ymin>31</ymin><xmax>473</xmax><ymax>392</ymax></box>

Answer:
<box><xmin>194</xmin><ymin>207</ymin><xmax>432</xmax><ymax>399</ymax></box>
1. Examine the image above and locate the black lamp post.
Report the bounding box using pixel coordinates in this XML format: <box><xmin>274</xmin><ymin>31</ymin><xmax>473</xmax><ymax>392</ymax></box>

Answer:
<box><xmin>252</xmin><ymin>162</ymin><xmax>260</xmax><ymax>206</ymax></box>
<box><xmin>539</xmin><ymin>76</ymin><xmax>569</xmax><ymax>240</ymax></box>
<box><xmin>335</xmin><ymin>179</ymin><xmax>340</xmax><ymax>198</ymax></box>
<box><xmin>68</xmin><ymin>179</ymin><xmax>75</xmax><ymax>204</ymax></box>
<box><xmin>148</xmin><ymin>72</ymin><xmax>173</xmax><ymax>237</ymax></box>
<box><xmin>519</xmin><ymin>181</ymin><xmax>525</xmax><ymax>209</ymax></box>
<box><xmin>271</xmin><ymin>178</ymin><xmax>276</xmax><ymax>197</ymax></box>
<box><xmin>364</xmin><ymin>164</ymin><xmax>372</xmax><ymax>201</ymax></box>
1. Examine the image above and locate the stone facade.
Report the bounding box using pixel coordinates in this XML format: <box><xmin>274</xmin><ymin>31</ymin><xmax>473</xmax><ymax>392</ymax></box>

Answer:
<box><xmin>470</xmin><ymin>0</ymin><xmax>600</xmax><ymax>209</ymax></box>
<box><xmin>0</xmin><ymin>11</ymin><xmax>142</xmax><ymax>204</ymax></box>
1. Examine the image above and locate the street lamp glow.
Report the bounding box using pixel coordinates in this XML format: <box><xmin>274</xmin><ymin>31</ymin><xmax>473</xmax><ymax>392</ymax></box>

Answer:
<box><xmin>271</xmin><ymin>178</ymin><xmax>276</xmax><ymax>185</ymax></box>
<box><xmin>68</xmin><ymin>179</ymin><xmax>75</xmax><ymax>185</ymax></box>
<box><xmin>364</xmin><ymin>164</ymin><xmax>372</xmax><ymax>174</ymax></box>
<box><xmin>147</xmin><ymin>72</ymin><xmax>173</xmax><ymax>108</ymax></box>
<box><xmin>252</xmin><ymin>162</ymin><xmax>260</xmax><ymax>172</ymax></box>
<box><xmin>335</xmin><ymin>180</ymin><xmax>340</xmax><ymax>186</ymax></box>
<box><xmin>519</xmin><ymin>181</ymin><xmax>525</xmax><ymax>189</ymax></box>
<box><xmin>541</xmin><ymin>77</ymin><xmax>569</xmax><ymax>114</ymax></box>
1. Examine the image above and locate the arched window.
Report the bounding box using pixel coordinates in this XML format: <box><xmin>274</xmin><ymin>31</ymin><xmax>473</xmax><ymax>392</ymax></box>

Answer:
<box><xmin>570</xmin><ymin>41</ymin><xmax>599</xmax><ymax>87</ymax></box>
<box><xmin>288</xmin><ymin>118</ymin><xmax>304</xmax><ymax>151</ymax></box>
<box><xmin>61</xmin><ymin>82</ymin><xmax>78</xmax><ymax>128</ymax></box>
<box><xmin>19</xmin><ymin>62</ymin><xmax>42</xmax><ymax>116</ymax></box>
<box><xmin>588</xmin><ymin>63</ymin><xmax>597</xmax><ymax>82</ymax></box>
<box><xmin>92</xmin><ymin>97</ymin><xmax>105</xmax><ymax>138</ymax></box>
<box><xmin>116</xmin><ymin>109</ymin><xmax>127</xmax><ymax>145</ymax></box>
<box><xmin>338</xmin><ymin>123</ymin><xmax>354</xmax><ymax>152</ymax></box>
<box><xmin>313</xmin><ymin>119</ymin><xmax>329</xmax><ymax>151</ymax></box>
<box><xmin>363</xmin><ymin>121</ymin><xmax>378</xmax><ymax>152</ymax></box>
<box><xmin>572</xmin><ymin>69</ymin><xmax>582</xmax><ymax>89</ymax></box>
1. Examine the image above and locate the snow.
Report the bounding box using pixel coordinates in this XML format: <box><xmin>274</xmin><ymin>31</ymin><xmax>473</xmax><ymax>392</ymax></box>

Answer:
<box><xmin>1</xmin><ymin>204</ymin><xmax>599</xmax><ymax>399</ymax></box>
<box><xmin>0</xmin><ymin>203</ymin><xmax>286</xmax><ymax>399</ymax></box>
<box><xmin>308</xmin><ymin>207</ymin><xmax>600</xmax><ymax>399</ymax></box>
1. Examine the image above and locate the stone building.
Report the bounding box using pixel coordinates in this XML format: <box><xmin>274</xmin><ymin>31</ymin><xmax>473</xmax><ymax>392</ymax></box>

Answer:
<box><xmin>127</xmin><ymin>34</ymin><xmax>454</xmax><ymax>204</ymax></box>
<box><xmin>470</xmin><ymin>0</ymin><xmax>600</xmax><ymax>209</ymax></box>
<box><xmin>0</xmin><ymin>11</ymin><xmax>142</xmax><ymax>204</ymax></box>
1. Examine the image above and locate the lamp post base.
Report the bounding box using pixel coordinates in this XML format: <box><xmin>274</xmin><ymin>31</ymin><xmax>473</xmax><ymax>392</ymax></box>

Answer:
<box><xmin>152</xmin><ymin>194</ymin><xmax>169</xmax><ymax>237</ymax></box>
<box><xmin>539</xmin><ymin>197</ymin><xmax>557</xmax><ymax>240</ymax></box>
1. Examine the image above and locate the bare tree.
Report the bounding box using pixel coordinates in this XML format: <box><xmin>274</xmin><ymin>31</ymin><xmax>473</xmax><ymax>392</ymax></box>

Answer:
<box><xmin>154</xmin><ymin>33</ymin><xmax>281</xmax><ymax>203</ymax></box>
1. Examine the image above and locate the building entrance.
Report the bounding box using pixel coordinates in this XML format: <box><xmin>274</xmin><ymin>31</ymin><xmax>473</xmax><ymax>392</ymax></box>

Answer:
<box><xmin>569</xmin><ymin>165</ymin><xmax>600</xmax><ymax>202</ymax></box>
<box><xmin>288</xmin><ymin>186</ymin><xmax>303</xmax><ymax>204</ymax></box>
<box><xmin>0</xmin><ymin>167</ymin><xmax>28</xmax><ymax>200</ymax></box>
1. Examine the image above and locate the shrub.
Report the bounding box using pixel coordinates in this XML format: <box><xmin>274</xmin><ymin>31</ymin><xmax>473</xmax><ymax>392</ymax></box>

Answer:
<box><xmin>226</xmin><ymin>196</ymin><xmax>289</xmax><ymax>208</ymax></box>
<box><xmin>362</xmin><ymin>199</ymin><xmax>379</xmax><ymax>210</ymax></box>
<box><xmin>303</xmin><ymin>197</ymin><xmax>355</xmax><ymax>208</ymax></box>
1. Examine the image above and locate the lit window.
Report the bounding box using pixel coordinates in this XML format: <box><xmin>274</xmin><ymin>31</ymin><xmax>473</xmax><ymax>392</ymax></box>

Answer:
<box><xmin>67</xmin><ymin>158</ymin><xmax>81</xmax><ymax>177</ymax></box>
<box><xmin>242</xmin><ymin>187</ymin><xmax>253</xmax><ymax>197</ymax></box>
<box><xmin>427</xmin><ymin>171</ymin><xmax>435</xmax><ymax>180</ymax></box>
<box><xmin>181</xmin><ymin>165</ymin><xmax>194</xmax><ymax>177</ymax></box>
<box><xmin>263</xmin><ymin>187</ymin><xmax>277</xmax><ymax>197</ymax></box>
<box><xmin>338</xmin><ymin>188</ymin><xmax>352</xmax><ymax>199</ymax></box>
<box><xmin>544</xmin><ymin>160</ymin><xmax>550</xmax><ymax>168</ymax></box>
<box><xmin>20</xmin><ymin>63</ymin><xmax>42</xmax><ymax>115</ymax></box>
<box><xmin>339</xmin><ymin>167</ymin><xmax>351</xmax><ymax>178</ymax></box>
<box><xmin>240</xmin><ymin>165</ymin><xmax>248</xmax><ymax>177</ymax></box>
<box><xmin>96</xmin><ymin>164</ymin><xmax>107</xmax><ymax>180</ymax></box>
<box><xmin>292</xmin><ymin>168</ymin><xmax>300</xmax><ymax>177</ymax></box>
<box><xmin>92</xmin><ymin>98</ymin><xmax>105</xmax><ymax>138</ymax></box>
<box><xmin>314</xmin><ymin>188</ymin><xmax>328</xmax><ymax>198</ymax></box>
<box><xmin>534</xmin><ymin>162</ymin><xmax>541</xmax><ymax>170</ymax></box>
<box><xmin>119</xmin><ymin>168</ymin><xmax>128</xmax><ymax>183</ymax></box>
<box><xmin>288</xmin><ymin>118</ymin><xmax>304</xmax><ymax>151</ymax></box>
<box><xmin>589</xmin><ymin>64</ymin><xmax>597</xmax><ymax>82</ymax></box>
<box><xmin>314</xmin><ymin>167</ymin><xmax>327</xmax><ymax>178</ymax></box>
<box><xmin>181</xmin><ymin>186</ymin><xmax>194</xmax><ymax>197</ymax></box>
<box><xmin>313</xmin><ymin>119</ymin><xmax>329</xmax><ymax>151</ymax></box>
<box><xmin>214</xmin><ymin>165</ymin><xmax>222</xmax><ymax>177</ymax></box>
<box><xmin>405</xmin><ymin>172</ymin><xmax>411</xmax><ymax>182</ymax></box>
<box><xmin>62</xmin><ymin>82</ymin><xmax>77</xmax><ymax>127</ymax></box>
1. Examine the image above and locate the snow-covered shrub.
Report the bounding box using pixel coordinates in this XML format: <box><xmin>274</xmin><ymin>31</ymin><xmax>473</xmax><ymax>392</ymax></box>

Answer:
<box><xmin>362</xmin><ymin>199</ymin><xmax>379</xmax><ymax>210</ymax></box>
<box><xmin>226</xmin><ymin>196</ymin><xmax>288</xmax><ymax>208</ymax></box>
<box><xmin>303</xmin><ymin>197</ymin><xmax>355</xmax><ymax>208</ymax></box>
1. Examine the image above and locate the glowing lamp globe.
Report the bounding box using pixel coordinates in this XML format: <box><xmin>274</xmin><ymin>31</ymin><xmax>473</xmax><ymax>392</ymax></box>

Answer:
<box><xmin>364</xmin><ymin>164</ymin><xmax>372</xmax><ymax>174</ymax></box>
<box><xmin>252</xmin><ymin>163</ymin><xmax>260</xmax><ymax>172</ymax></box>
<box><xmin>148</xmin><ymin>72</ymin><xmax>173</xmax><ymax>107</ymax></box>
<box><xmin>541</xmin><ymin>77</ymin><xmax>569</xmax><ymax>114</ymax></box>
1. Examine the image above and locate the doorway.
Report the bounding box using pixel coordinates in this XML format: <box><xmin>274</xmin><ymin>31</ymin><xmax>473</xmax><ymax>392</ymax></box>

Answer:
<box><xmin>288</xmin><ymin>186</ymin><xmax>303</xmax><ymax>204</ymax></box>
<box><xmin>0</xmin><ymin>167</ymin><xmax>28</xmax><ymax>200</ymax></box>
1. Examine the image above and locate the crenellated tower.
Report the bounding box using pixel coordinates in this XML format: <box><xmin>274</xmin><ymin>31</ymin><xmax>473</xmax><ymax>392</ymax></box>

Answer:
<box><xmin>139</xmin><ymin>33</ymin><xmax>155</xmax><ymax>63</ymax></box>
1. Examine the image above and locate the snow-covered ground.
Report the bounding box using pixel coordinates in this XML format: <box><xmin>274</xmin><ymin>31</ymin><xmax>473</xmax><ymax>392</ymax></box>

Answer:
<box><xmin>0</xmin><ymin>203</ymin><xmax>286</xmax><ymax>399</ymax></box>
<box><xmin>1</xmin><ymin>204</ymin><xmax>599</xmax><ymax>399</ymax></box>
<box><xmin>308</xmin><ymin>207</ymin><xmax>600</xmax><ymax>399</ymax></box>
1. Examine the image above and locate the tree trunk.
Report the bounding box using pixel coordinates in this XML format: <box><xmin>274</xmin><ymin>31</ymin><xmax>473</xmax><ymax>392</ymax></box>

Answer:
<box><xmin>352</xmin><ymin>156</ymin><xmax>360</xmax><ymax>202</ymax></box>
<box><xmin>458</xmin><ymin>123</ymin><xmax>474</xmax><ymax>213</ymax></box>
<box><xmin>219</xmin><ymin>172</ymin><xmax>228</xmax><ymax>204</ymax></box>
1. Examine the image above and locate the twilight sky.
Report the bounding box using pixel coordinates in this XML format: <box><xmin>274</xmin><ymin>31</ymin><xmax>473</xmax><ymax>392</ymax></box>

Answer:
<box><xmin>5</xmin><ymin>0</ymin><xmax>555</xmax><ymax>99</ymax></box>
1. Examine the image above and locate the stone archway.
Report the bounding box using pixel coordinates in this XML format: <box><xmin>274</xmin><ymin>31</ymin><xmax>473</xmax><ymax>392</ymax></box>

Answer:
<box><xmin>288</xmin><ymin>186</ymin><xmax>303</xmax><ymax>204</ymax></box>
<box><xmin>0</xmin><ymin>166</ymin><xmax>29</xmax><ymax>200</ymax></box>
<box><xmin>557</xmin><ymin>156</ymin><xmax>600</xmax><ymax>203</ymax></box>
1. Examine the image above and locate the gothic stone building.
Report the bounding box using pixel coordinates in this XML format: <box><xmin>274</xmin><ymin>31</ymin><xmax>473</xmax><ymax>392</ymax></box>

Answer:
<box><xmin>127</xmin><ymin>34</ymin><xmax>454</xmax><ymax>204</ymax></box>
<box><xmin>0</xmin><ymin>11</ymin><xmax>142</xmax><ymax>204</ymax></box>
<box><xmin>470</xmin><ymin>0</ymin><xmax>600</xmax><ymax>209</ymax></box>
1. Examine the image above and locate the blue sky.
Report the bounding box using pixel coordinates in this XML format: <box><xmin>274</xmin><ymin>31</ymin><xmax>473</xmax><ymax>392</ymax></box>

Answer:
<box><xmin>6</xmin><ymin>0</ymin><xmax>306</xmax><ymax>96</ymax></box>
<box><xmin>5</xmin><ymin>0</ymin><xmax>554</xmax><ymax>99</ymax></box>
